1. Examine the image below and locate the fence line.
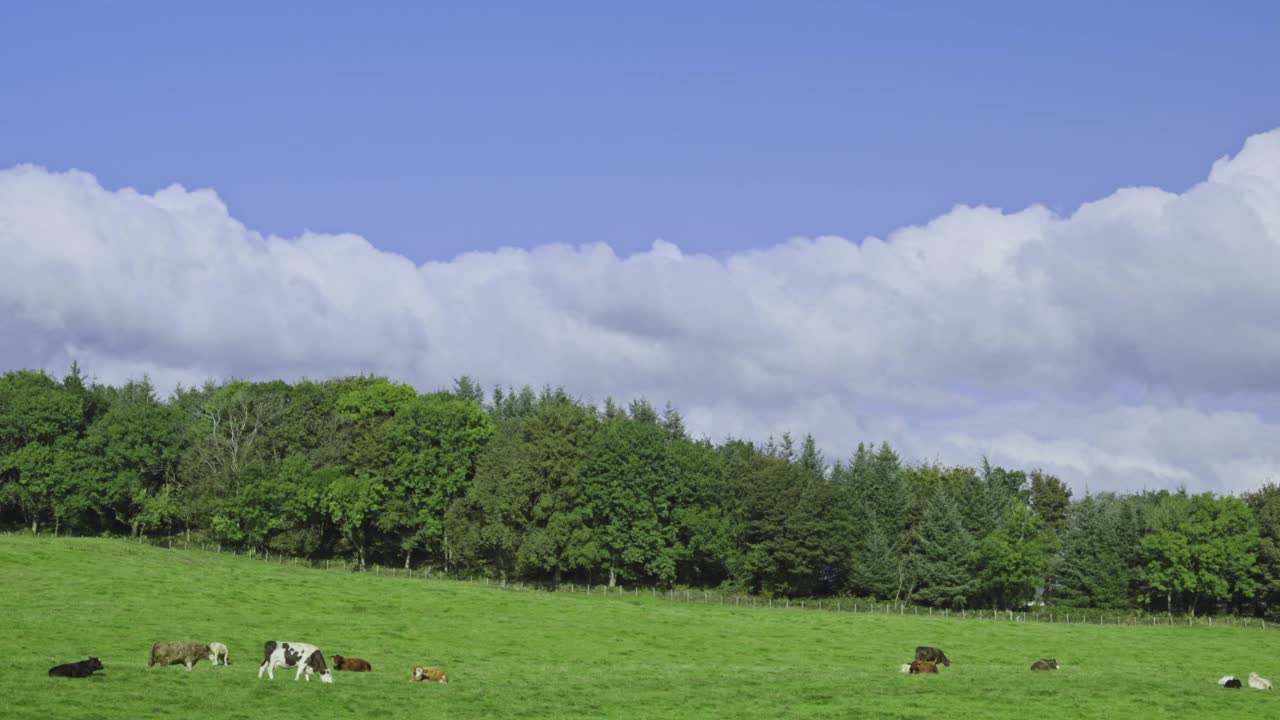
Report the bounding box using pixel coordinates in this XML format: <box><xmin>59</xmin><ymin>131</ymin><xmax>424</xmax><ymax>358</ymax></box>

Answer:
<box><xmin>4</xmin><ymin>531</ymin><xmax>1271</xmax><ymax>632</ymax></box>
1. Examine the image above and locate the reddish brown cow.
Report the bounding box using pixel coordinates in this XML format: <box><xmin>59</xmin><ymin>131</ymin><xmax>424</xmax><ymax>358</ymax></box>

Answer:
<box><xmin>332</xmin><ymin>655</ymin><xmax>372</xmax><ymax>672</ymax></box>
<box><xmin>909</xmin><ymin>661</ymin><xmax>938</xmax><ymax>674</ymax></box>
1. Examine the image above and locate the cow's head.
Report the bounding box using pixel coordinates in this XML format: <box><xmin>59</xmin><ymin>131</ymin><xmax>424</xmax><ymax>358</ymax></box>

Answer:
<box><xmin>305</xmin><ymin>650</ymin><xmax>333</xmax><ymax>684</ymax></box>
<box><xmin>332</xmin><ymin>655</ymin><xmax>345</xmax><ymax>670</ymax></box>
<box><xmin>88</xmin><ymin>657</ymin><xmax>104</xmax><ymax>671</ymax></box>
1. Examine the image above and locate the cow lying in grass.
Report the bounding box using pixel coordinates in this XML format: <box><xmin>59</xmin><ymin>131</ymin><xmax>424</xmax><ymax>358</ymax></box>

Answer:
<box><xmin>208</xmin><ymin>642</ymin><xmax>230</xmax><ymax>666</ymax></box>
<box><xmin>909</xmin><ymin>661</ymin><xmax>938</xmax><ymax>674</ymax></box>
<box><xmin>412</xmin><ymin>666</ymin><xmax>449</xmax><ymax>683</ymax></box>
<box><xmin>258</xmin><ymin>641</ymin><xmax>332</xmax><ymax>683</ymax></box>
<box><xmin>150</xmin><ymin>642</ymin><xmax>211</xmax><ymax>671</ymax></box>
<box><xmin>48</xmin><ymin>657</ymin><xmax>103</xmax><ymax>678</ymax></box>
<box><xmin>1030</xmin><ymin>659</ymin><xmax>1060</xmax><ymax>671</ymax></box>
<box><xmin>332</xmin><ymin>655</ymin><xmax>371</xmax><ymax>671</ymax></box>
<box><xmin>915</xmin><ymin>646</ymin><xmax>950</xmax><ymax>667</ymax></box>
<box><xmin>1249</xmin><ymin>672</ymin><xmax>1273</xmax><ymax>690</ymax></box>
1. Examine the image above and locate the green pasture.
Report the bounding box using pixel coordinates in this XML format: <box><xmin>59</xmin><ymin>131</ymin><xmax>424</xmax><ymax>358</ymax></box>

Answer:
<box><xmin>2</xmin><ymin>535</ymin><xmax>1277</xmax><ymax>719</ymax></box>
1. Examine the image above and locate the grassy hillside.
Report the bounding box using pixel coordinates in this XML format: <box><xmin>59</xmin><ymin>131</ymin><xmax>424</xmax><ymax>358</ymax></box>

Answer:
<box><xmin>2</xmin><ymin>536</ymin><xmax>1278</xmax><ymax>719</ymax></box>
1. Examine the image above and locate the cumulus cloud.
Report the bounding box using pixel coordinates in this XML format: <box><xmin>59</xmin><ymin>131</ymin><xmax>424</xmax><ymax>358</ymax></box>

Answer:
<box><xmin>3</xmin><ymin>129</ymin><xmax>1280</xmax><ymax>494</ymax></box>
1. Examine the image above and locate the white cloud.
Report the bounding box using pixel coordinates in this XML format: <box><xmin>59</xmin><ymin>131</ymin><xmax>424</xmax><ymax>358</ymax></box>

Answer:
<box><xmin>3</xmin><ymin>129</ymin><xmax>1280</xmax><ymax>494</ymax></box>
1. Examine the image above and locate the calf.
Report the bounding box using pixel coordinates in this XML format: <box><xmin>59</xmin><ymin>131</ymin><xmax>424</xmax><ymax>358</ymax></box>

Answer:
<box><xmin>48</xmin><ymin>657</ymin><xmax>104</xmax><ymax>678</ymax></box>
<box><xmin>412</xmin><ymin>666</ymin><xmax>449</xmax><ymax>683</ymax></box>
<box><xmin>1030</xmin><ymin>659</ymin><xmax>1060</xmax><ymax>671</ymax></box>
<box><xmin>1225</xmin><ymin>678</ymin><xmax>1243</xmax><ymax>689</ymax></box>
<box><xmin>208</xmin><ymin>642</ymin><xmax>230</xmax><ymax>666</ymax></box>
<box><xmin>909</xmin><ymin>661</ymin><xmax>938</xmax><ymax>674</ymax></box>
<box><xmin>1249</xmin><ymin>672</ymin><xmax>1273</xmax><ymax>690</ymax></box>
<box><xmin>149</xmin><ymin>642</ymin><xmax>211</xmax><ymax>671</ymax></box>
<box><xmin>332</xmin><ymin>655</ymin><xmax>372</xmax><ymax>672</ymax></box>
<box><xmin>915</xmin><ymin>646</ymin><xmax>950</xmax><ymax>666</ymax></box>
<box><xmin>258</xmin><ymin>641</ymin><xmax>332</xmax><ymax>683</ymax></box>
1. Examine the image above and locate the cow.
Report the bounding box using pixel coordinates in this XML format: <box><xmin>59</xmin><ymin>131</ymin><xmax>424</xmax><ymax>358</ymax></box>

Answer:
<box><xmin>909</xmin><ymin>661</ymin><xmax>938</xmax><ymax>674</ymax></box>
<box><xmin>914</xmin><ymin>646</ymin><xmax>950</xmax><ymax>667</ymax></box>
<box><xmin>208</xmin><ymin>642</ymin><xmax>230</xmax><ymax>666</ymax></box>
<box><xmin>149</xmin><ymin>642</ymin><xmax>211</xmax><ymax>671</ymax></box>
<box><xmin>1225</xmin><ymin>678</ymin><xmax>1243</xmax><ymax>689</ymax></box>
<box><xmin>258</xmin><ymin>641</ymin><xmax>332</xmax><ymax>683</ymax></box>
<box><xmin>332</xmin><ymin>655</ymin><xmax>372</xmax><ymax>672</ymax></box>
<box><xmin>1030</xmin><ymin>659</ymin><xmax>1060</xmax><ymax>671</ymax></box>
<box><xmin>1249</xmin><ymin>672</ymin><xmax>1273</xmax><ymax>690</ymax></box>
<box><xmin>898</xmin><ymin>663</ymin><xmax>912</xmax><ymax>673</ymax></box>
<box><xmin>48</xmin><ymin>657</ymin><xmax>104</xmax><ymax>678</ymax></box>
<box><xmin>412</xmin><ymin>666</ymin><xmax>449</xmax><ymax>683</ymax></box>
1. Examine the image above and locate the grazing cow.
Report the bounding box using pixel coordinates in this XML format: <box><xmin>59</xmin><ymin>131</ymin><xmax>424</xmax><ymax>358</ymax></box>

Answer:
<box><xmin>332</xmin><ymin>655</ymin><xmax>372</xmax><ymax>672</ymax></box>
<box><xmin>149</xmin><ymin>642</ymin><xmax>211</xmax><ymax>671</ymax></box>
<box><xmin>412</xmin><ymin>666</ymin><xmax>449</xmax><ymax>683</ymax></box>
<box><xmin>1249</xmin><ymin>672</ymin><xmax>1273</xmax><ymax>690</ymax></box>
<box><xmin>1225</xmin><ymin>678</ymin><xmax>1243</xmax><ymax>689</ymax></box>
<box><xmin>914</xmin><ymin>646</ymin><xmax>951</xmax><ymax>667</ymax></box>
<box><xmin>48</xmin><ymin>657</ymin><xmax>104</xmax><ymax>678</ymax></box>
<box><xmin>208</xmin><ymin>642</ymin><xmax>230</xmax><ymax>666</ymax></box>
<box><xmin>898</xmin><ymin>663</ymin><xmax>912</xmax><ymax>673</ymax></box>
<box><xmin>909</xmin><ymin>661</ymin><xmax>938</xmax><ymax>674</ymax></box>
<box><xmin>258</xmin><ymin>641</ymin><xmax>332</xmax><ymax>683</ymax></box>
<box><xmin>1030</xmin><ymin>659</ymin><xmax>1060</xmax><ymax>671</ymax></box>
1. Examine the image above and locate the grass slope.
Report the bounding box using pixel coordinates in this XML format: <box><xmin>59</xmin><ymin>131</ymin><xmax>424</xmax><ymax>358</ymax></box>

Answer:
<box><xmin>2</xmin><ymin>536</ymin><xmax>1278</xmax><ymax>719</ymax></box>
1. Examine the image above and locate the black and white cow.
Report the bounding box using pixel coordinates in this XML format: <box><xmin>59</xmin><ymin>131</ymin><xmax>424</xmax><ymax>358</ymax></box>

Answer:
<box><xmin>258</xmin><ymin>641</ymin><xmax>332</xmax><ymax>683</ymax></box>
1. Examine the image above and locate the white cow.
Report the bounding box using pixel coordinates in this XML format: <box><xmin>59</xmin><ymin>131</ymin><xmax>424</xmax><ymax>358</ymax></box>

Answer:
<box><xmin>208</xmin><ymin>642</ymin><xmax>230</xmax><ymax>666</ymax></box>
<box><xmin>1249</xmin><ymin>672</ymin><xmax>1273</xmax><ymax>690</ymax></box>
<box><xmin>258</xmin><ymin>641</ymin><xmax>333</xmax><ymax>683</ymax></box>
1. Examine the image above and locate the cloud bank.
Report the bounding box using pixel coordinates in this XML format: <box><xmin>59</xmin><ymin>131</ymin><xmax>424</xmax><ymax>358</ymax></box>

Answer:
<box><xmin>3</xmin><ymin>129</ymin><xmax>1280</xmax><ymax>495</ymax></box>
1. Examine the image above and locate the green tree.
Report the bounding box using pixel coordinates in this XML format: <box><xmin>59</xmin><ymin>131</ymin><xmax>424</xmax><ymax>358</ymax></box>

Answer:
<box><xmin>1054</xmin><ymin>494</ymin><xmax>1142</xmax><ymax>608</ymax></box>
<box><xmin>910</xmin><ymin>489</ymin><xmax>976</xmax><ymax>608</ymax></box>
<box><xmin>969</xmin><ymin>503</ymin><xmax>1047</xmax><ymax>609</ymax></box>
<box><xmin>0</xmin><ymin>370</ymin><xmax>85</xmax><ymax>533</ymax></box>
<box><xmin>1246</xmin><ymin>484</ymin><xmax>1280</xmax><ymax>620</ymax></box>
<box><xmin>1141</xmin><ymin>492</ymin><xmax>1259</xmax><ymax>615</ymax></box>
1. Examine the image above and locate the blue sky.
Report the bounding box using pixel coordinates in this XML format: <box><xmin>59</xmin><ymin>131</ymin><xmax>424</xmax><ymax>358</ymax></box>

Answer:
<box><xmin>4</xmin><ymin>2</ymin><xmax>1280</xmax><ymax>494</ymax></box>
<box><xmin>4</xmin><ymin>2</ymin><xmax>1279</xmax><ymax>261</ymax></box>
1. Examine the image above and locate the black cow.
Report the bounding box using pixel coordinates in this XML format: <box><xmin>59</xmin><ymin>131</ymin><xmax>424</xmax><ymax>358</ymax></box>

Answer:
<box><xmin>915</xmin><ymin>646</ymin><xmax>951</xmax><ymax>666</ymax></box>
<box><xmin>48</xmin><ymin>657</ymin><xmax>104</xmax><ymax>678</ymax></box>
<box><xmin>1225</xmin><ymin>678</ymin><xmax>1243</xmax><ymax>689</ymax></box>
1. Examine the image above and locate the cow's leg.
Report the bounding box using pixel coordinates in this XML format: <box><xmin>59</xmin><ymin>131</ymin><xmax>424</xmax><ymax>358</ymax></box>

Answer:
<box><xmin>185</xmin><ymin>660</ymin><xmax>193</xmax><ymax>671</ymax></box>
<box><xmin>295</xmin><ymin>664</ymin><xmax>305</xmax><ymax>681</ymax></box>
<box><xmin>258</xmin><ymin>662</ymin><xmax>266</xmax><ymax>679</ymax></box>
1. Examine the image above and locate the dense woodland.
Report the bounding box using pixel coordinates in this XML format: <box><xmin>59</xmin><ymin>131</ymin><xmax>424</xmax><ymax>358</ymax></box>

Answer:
<box><xmin>2</xmin><ymin>365</ymin><xmax>1278</xmax><ymax>618</ymax></box>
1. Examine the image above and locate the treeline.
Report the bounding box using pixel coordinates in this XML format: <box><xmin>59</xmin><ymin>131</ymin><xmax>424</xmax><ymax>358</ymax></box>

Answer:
<box><xmin>2</xmin><ymin>366</ymin><xmax>1279</xmax><ymax>618</ymax></box>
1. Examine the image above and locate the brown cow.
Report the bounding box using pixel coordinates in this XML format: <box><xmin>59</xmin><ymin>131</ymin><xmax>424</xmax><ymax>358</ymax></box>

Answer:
<box><xmin>412</xmin><ymin>666</ymin><xmax>449</xmax><ymax>683</ymax></box>
<box><xmin>1030</xmin><ymin>659</ymin><xmax>1060</xmax><ymax>671</ymax></box>
<box><xmin>914</xmin><ymin>646</ymin><xmax>950</xmax><ymax>666</ymax></box>
<box><xmin>150</xmin><ymin>642</ymin><xmax>211</xmax><ymax>671</ymax></box>
<box><xmin>332</xmin><ymin>655</ymin><xmax>372</xmax><ymax>672</ymax></box>
<box><xmin>909</xmin><ymin>661</ymin><xmax>938</xmax><ymax>674</ymax></box>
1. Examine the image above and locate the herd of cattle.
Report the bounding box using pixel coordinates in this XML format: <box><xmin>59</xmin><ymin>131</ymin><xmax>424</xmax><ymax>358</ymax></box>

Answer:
<box><xmin>47</xmin><ymin>640</ymin><xmax>448</xmax><ymax>685</ymax></box>
<box><xmin>45</xmin><ymin>641</ymin><xmax>1277</xmax><ymax>694</ymax></box>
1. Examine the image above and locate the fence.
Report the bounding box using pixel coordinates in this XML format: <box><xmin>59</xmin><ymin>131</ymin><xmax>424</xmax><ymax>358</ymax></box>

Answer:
<box><xmin>7</xmin><ymin>531</ymin><xmax>1274</xmax><ymax>632</ymax></box>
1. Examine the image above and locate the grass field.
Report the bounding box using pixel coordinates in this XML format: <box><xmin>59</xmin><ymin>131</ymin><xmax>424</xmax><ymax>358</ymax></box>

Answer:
<box><xmin>3</xmin><ymin>536</ymin><xmax>1279</xmax><ymax>719</ymax></box>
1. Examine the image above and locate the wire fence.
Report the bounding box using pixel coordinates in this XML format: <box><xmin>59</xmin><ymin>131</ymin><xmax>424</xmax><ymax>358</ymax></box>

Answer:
<box><xmin>7</xmin><ymin>531</ymin><xmax>1274</xmax><ymax>632</ymax></box>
